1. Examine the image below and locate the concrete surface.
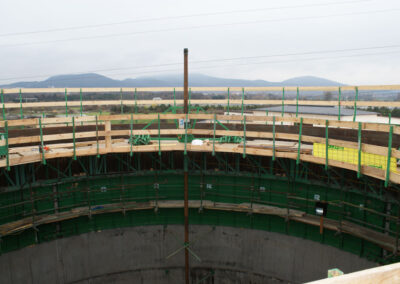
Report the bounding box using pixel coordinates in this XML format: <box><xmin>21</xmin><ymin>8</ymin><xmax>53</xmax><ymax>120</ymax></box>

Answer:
<box><xmin>0</xmin><ymin>225</ymin><xmax>376</xmax><ymax>284</ymax></box>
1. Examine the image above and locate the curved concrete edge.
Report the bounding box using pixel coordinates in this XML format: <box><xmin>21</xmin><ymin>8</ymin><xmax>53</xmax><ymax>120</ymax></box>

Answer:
<box><xmin>0</xmin><ymin>225</ymin><xmax>376</xmax><ymax>284</ymax></box>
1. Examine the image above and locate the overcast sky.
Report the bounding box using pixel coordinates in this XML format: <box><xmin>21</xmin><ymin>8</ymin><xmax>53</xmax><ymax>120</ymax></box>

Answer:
<box><xmin>1</xmin><ymin>0</ymin><xmax>400</xmax><ymax>85</ymax></box>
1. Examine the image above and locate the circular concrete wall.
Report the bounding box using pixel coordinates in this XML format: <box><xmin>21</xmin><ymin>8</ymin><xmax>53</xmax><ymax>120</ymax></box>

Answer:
<box><xmin>0</xmin><ymin>225</ymin><xmax>376</xmax><ymax>283</ymax></box>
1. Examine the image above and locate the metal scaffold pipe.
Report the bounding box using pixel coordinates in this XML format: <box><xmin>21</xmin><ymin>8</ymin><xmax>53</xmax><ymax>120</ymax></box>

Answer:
<box><xmin>184</xmin><ymin>48</ymin><xmax>189</xmax><ymax>114</ymax></box>
<box><xmin>183</xmin><ymin>47</ymin><xmax>190</xmax><ymax>284</ymax></box>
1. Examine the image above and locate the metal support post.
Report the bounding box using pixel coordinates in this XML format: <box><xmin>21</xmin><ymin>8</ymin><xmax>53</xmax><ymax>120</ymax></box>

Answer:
<box><xmin>39</xmin><ymin>118</ymin><xmax>46</xmax><ymax>165</ymax></box>
<box><xmin>325</xmin><ymin>120</ymin><xmax>329</xmax><ymax>170</ymax></box>
<box><xmin>184</xmin><ymin>114</ymin><xmax>188</xmax><ymax>156</ymax></box>
<box><xmin>183</xmin><ymin>155</ymin><xmax>189</xmax><ymax>284</ymax></box>
<box><xmin>134</xmin><ymin>88</ymin><xmax>138</xmax><ymax>116</ymax></box>
<box><xmin>183</xmin><ymin>49</ymin><xmax>189</xmax><ymax>114</ymax></box>
<box><xmin>272</xmin><ymin>116</ymin><xmax>276</xmax><ymax>161</ymax></box>
<box><xmin>1</xmin><ymin>89</ymin><xmax>5</xmax><ymax>120</ymax></box>
<box><xmin>385</xmin><ymin>126</ymin><xmax>393</xmax><ymax>187</ymax></box>
<box><xmin>158</xmin><ymin>113</ymin><xmax>161</xmax><ymax>156</ymax></box>
<box><xmin>357</xmin><ymin>122</ymin><xmax>362</xmax><ymax>178</ymax></box>
<box><xmin>227</xmin><ymin>87</ymin><xmax>230</xmax><ymax>115</ymax></box>
<box><xmin>212</xmin><ymin>113</ymin><xmax>216</xmax><ymax>156</ymax></box>
<box><xmin>183</xmin><ymin>47</ymin><xmax>190</xmax><ymax>284</ymax></box>
<box><xmin>281</xmin><ymin>87</ymin><xmax>285</xmax><ymax>118</ymax></box>
<box><xmin>80</xmin><ymin>88</ymin><xmax>83</xmax><ymax>116</ymax></box>
<box><xmin>241</xmin><ymin>88</ymin><xmax>245</xmax><ymax>116</ymax></box>
<box><xmin>72</xmin><ymin>117</ymin><xmax>76</xmax><ymax>160</ymax></box>
<box><xmin>189</xmin><ymin>88</ymin><xmax>191</xmax><ymax>113</ymax></box>
<box><xmin>353</xmin><ymin>86</ymin><xmax>358</xmax><ymax>122</ymax></box>
<box><xmin>296</xmin><ymin>87</ymin><xmax>299</xmax><ymax>118</ymax></box>
<box><xmin>130</xmin><ymin>113</ymin><xmax>134</xmax><ymax>157</ymax></box>
<box><xmin>338</xmin><ymin>87</ymin><xmax>341</xmax><ymax>121</ymax></box>
<box><xmin>120</xmin><ymin>88</ymin><xmax>123</xmax><ymax>114</ymax></box>
<box><xmin>5</xmin><ymin>121</ymin><xmax>9</xmax><ymax>171</ymax></box>
<box><xmin>95</xmin><ymin>115</ymin><xmax>100</xmax><ymax>158</ymax></box>
<box><xmin>296</xmin><ymin>117</ymin><xmax>303</xmax><ymax>164</ymax></box>
<box><xmin>19</xmin><ymin>89</ymin><xmax>23</xmax><ymax>119</ymax></box>
<box><xmin>64</xmin><ymin>88</ymin><xmax>68</xmax><ymax>117</ymax></box>
<box><xmin>243</xmin><ymin>115</ymin><xmax>246</xmax><ymax>158</ymax></box>
<box><xmin>173</xmin><ymin>88</ymin><xmax>176</xmax><ymax>113</ymax></box>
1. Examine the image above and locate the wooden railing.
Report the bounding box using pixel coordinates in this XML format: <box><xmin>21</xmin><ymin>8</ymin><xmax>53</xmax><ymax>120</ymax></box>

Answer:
<box><xmin>0</xmin><ymin>113</ymin><xmax>398</xmax><ymax>185</ymax></box>
<box><xmin>1</xmin><ymin>85</ymin><xmax>400</xmax><ymax>110</ymax></box>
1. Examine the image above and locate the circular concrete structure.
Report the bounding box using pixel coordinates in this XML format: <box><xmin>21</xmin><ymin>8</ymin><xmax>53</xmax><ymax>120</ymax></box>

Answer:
<box><xmin>0</xmin><ymin>225</ymin><xmax>376</xmax><ymax>284</ymax></box>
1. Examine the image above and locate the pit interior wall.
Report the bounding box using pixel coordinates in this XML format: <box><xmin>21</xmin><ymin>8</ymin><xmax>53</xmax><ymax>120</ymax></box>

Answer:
<box><xmin>0</xmin><ymin>153</ymin><xmax>398</xmax><ymax>264</ymax></box>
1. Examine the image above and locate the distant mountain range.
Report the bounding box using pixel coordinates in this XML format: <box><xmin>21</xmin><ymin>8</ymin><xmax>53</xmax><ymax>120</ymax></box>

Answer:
<box><xmin>0</xmin><ymin>73</ymin><xmax>344</xmax><ymax>88</ymax></box>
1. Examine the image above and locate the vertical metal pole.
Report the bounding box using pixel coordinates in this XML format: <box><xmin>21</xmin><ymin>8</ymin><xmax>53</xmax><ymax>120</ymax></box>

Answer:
<box><xmin>241</xmin><ymin>88</ymin><xmax>245</xmax><ymax>116</ymax></box>
<box><xmin>19</xmin><ymin>89</ymin><xmax>23</xmax><ymax>119</ymax></box>
<box><xmin>281</xmin><ymin>87</ymin><xmax>285</xmax><ymax>118</ymax></box>
<box><xmin>296</xmin><ymin>117</ymin><xmax>303</xmax><ymax>164</ymax></box>
<box><xmin>281</xmin><ymin>87</ymin><xmax>285</xmax><ymax>125</ymax></box>
<box><xmin>5</xmin><ymin>121</ymin><xmax>9</xmax><ymax>171</ymax></box>
<box><xmin>338</xmin><ymin>87</ymin><xmax>341</xmax><ymax>121</ymax></box>
<box><xmin>189</xmin><ymin>88</ymin><xmax>191</xmax><ymax>113</ymax></box>
<box><xmin>184</xmin><ymin>114</ymin><xmax>188</xmax><ymax>155</ymax></box>
<box><xmin>212</xmin><ymin>113</ymin><xmax>216</xmax><ymax>156</ymax></box>
<box><xmin>296</xmin><ymin>87</ymin><xmax>299</xmax><ymax>118</ymax></box>
<box><xmin>227</xmin><ymin>87</ymin><xmax>230</xmax><ymax>115</ymax></box>
<box><xmin>357</xmin><ymin>122</ymin><xmax>362</xmax><ymax>178</ymax></box>
<box><xmin>272</xmin><ymin>116</ymin><xmax>276</xmax><ymax>161</ymax></box>
<box><xmin>183</xmin><ymin>48</ymin><xmax>190</xmax><ymax>284</ymax></box>
<box><xmin>64</xmin><ymin>88</ymin><xmax>68</xmax><ymax>117</ymax></box>
<box><xmin>39</xmin><ymin>118</ymin><xmax>46</xmax><ymax>165</ymax></box>
<box><xmin>385</xmin><ymin>126</ymin><xmax>393</xmax><ymax>187</ymax></box>
<box><xmin>183</xmin><ymin>49</ymin><xmax>189</xmax><ymax>114</ymax></box>
<box><xmin>158</xmin><ymin>113</ymin><xmax>161</xmax><ymax>156</ymax></box>
<box><xmin>134</xmin><ymin>88</ymin><xmax>138</xmax><ymax>115</ymax></box>
<box><xmin>173</xmin><ymin>88</ymin><xmax>176</xmax><ymax>113</ymax></box>
<box><xmin>120</xmin><ymin>88</ymin><xmax>124</xmax><ymax>114</ymax></box>
<box><xmin>1</xmin><ymin>89</ymin><xmax>5</xmax><ymax>120</ymax></box>
<box><xmin>183</xmin><ymin>154</ymin><xmax>189</xmax><ymax>284</ymax></box>
<box><xmin>243</xmin><ymin>115</ymin><xmax>246</xmax><ymax>158</ymax></box>
<box><xmin>353</xmin><ymin>86</ymin><xmax>358</xmax><ymax>122</ymax></box>
<box><xmin>72</xmin><ymin>117</ymin><xmax>76</xmax><ymax>160</ymax></box>
<box><xmin>95</xmin><ymin>115</ymin><xmax>100</xmax><ymax>158</ymax></box>
<box><xmin>325</xmin><ymin>120</ymin><xmax>329</xmax><ymax>171</ymax></box>
<box><xmin>130</xmin><ymin>113</ymin><xmax>133</xmax><ymax>157</ymax></box>
<box><xmin>80</xmin><ymin>88</ymin><xmax>83</xmax><ymax>116</ymax></box>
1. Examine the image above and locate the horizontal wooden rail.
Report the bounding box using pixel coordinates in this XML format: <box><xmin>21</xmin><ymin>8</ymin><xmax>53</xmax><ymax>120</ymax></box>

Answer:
<box><xmin>0</xmin><ymin>200</ymin><xmax>397</xmax><ymax>253</ymax></box>
<box><xmin>1</xmin><ymin>113</ymin><xmax>398</xmax><ymax>133</ymax></box>
<box><xmin>2</xmin><ymin>85</ymin><xmax>400</xmax><ymax>94</ymax></box>
<box><xmin>0</xmin><ymin>114</ymin><xmax>398</xmax><ymax>184</ymax></box>
<box><xmin>1</xmin><ymin>99</ymin><xmax>400</xmax><ymax>109</ymax></box>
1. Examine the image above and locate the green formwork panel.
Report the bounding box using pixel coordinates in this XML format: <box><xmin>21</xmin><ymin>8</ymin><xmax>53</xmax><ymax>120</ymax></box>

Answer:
<box><xmin>37</xmin><ymin>223</ymin><xmax>58</xmax><ymax>243</ymax></box>
<box><xmin>287</xmin><ymin>221</ymin><xmax>308</xmax><ymax>239</ymax></box>
<box><xmin>1</xmin><ymin>229</ymin><xmax>35</xmax><ymax>254</ymax></box>
<box><xmin>0</xmin><ymin>207</ymin><xmax>386</xmax><ymax>262</ymax></box>
<box><xmin>0</xmin><ymin>169</ymin><xmax>393</xmax><ymax>263</ymax></box>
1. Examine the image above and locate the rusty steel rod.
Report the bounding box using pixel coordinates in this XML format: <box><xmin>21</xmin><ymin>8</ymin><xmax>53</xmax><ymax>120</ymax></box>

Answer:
<box><xmin>184</xmin><ymin>166</ymin><xmax>189</xmax><ymax>284</ymax></box>
<box><xmin>184</xmin><ymin>48</ymin><xmax>189</xmax><ymax>114</ymax></box>
<box><xmin>183</xmin><ymin>48</ymin><xmax>190</xmax><ymax>284</ymax></box>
